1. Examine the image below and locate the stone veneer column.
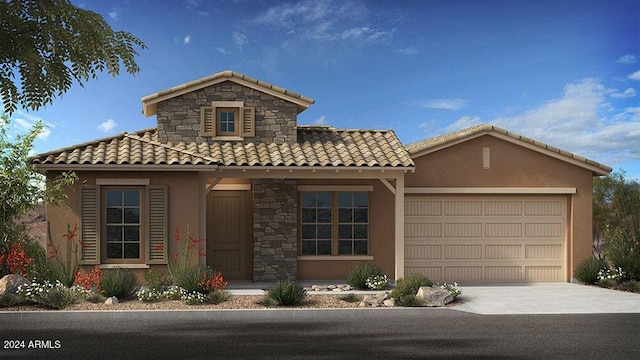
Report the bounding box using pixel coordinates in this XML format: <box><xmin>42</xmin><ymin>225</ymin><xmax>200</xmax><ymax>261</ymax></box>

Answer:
<box><xmin>252</xmin><ymin>178</ymin><xmax>297</xmax><ymax>281</ymax></box>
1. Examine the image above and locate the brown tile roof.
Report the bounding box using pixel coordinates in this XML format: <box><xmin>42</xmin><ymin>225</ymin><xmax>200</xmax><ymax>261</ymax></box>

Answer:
<box><xmin>141</xmin><ymin>70</ymin><xmax>315</xmax><ymax>117</ymax></box>
<box><xmin>406</xmin><ymin>124</ymin><xmax>611</xmax><ymax>175</ymax></box>
<box><xmin>30</xmin><ymin>127</ymin><xmax>414</xmax><ymax>169</ymax></box>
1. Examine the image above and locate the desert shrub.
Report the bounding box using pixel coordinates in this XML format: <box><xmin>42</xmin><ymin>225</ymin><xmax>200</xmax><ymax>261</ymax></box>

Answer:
<box><xmin>0</xmin><ymin>292</ymin><xmax>24</xmax><ymax>307</ymax></box>
<box><xmin>614</xmin><ymin>280</ymin><xmax>640</xmax><ymax>293</ymax></box>
<box><xmin>574</xmin><ymin>257</ymin><xmax>606</xmax><ymax>284</ymax></box>
<box><xmin>100</xmin><ymin>268</ymin><xmax>140</xmax><ymax>299</ymax></box>
<box><xmin>395</xmin><ymin>294</ymin><xmax>422</xmax><ymax>307</ymax></box>
<box><xmin>168</xmin><ymin>227</ymin><xmax>209</xmax><ymax>293</ymax></box>
<box><xmin>347</xmin><ymin>263</ymin><xmax>382</xmax><ymax>290</ymax></box>
<box><xmin>205</xmin><ymin>290</ymin><xmax>232</xmax><ymax>304</ymax></box>
<box><xmin>605</xmin><ymin>229</ymin><xmax>640</xmax><ymax>281</ymax></box>
<box><xmin>18</xmin><ymin>280</ymin><xmax>83</xmax><ymax>309</ymax></box>
<box><xmin>165</xmin><ymin>286</ymin><xmax>184</xmax><ymax>300</ymax></box>
<box><xmin>144</xmin><ymin>269</ymin><xmax>170</xmax><ymax>292</ymax></box>
<box><xmin>136</xmin><ymin>289</ymin><xmax>162</xmax><ymax>303</ymax></box>
<box><xmin>340</xmin><ymin>293</ymin><xmax>363</xmax><ymax>303</ymax></box>
<box><xmin>85</xmin><ymin>292</ymin><xmax>107</xmax><ymax>304</ymax></box>
<box><xmin>597</xmin><ymin>266</ymin><xmax>625</xmax><ymax>288</ymax></box>
<box><xmin>391</xmin><ymin>273</ymin><xmax>433</xmax><ymax>301</ymax></box>
<box><xmin>435</xmin><ymin>282</ymin><xmax>463</xmax><ymax>299</ymax></box>
<box><xmin>265</xmin><ymin>280</ymin><xmax>307</xmax><ymax>306</ymax></box>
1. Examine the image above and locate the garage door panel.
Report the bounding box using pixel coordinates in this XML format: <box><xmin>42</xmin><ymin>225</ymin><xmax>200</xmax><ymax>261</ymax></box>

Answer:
<box><xmin>525</xmin><ymin>201</ymin><xmax>563</xmax><ymax>216</ymax></box>
<box><xmin>485</xmin><ymin>223</ymin><xmax>522</xmax><ymax>237</ymax></box>
<box><xmin>405</xmin><ymin>200</ymin><xmax>442</xmax><ymax>216</ymax></box>
<box><xmin>485</xmin><ymin>244</ymin><xmax>522</xmax><ymax>259</ymax></box>
<box><xmin>525</xmin><ymin>266</ymin><xmax>563</xmax><ymax>281</ymax></box>
<box><xmin>445</xmin><ymin>267</ymin><xmax>483</xmax><ymax>282</ymax></box>
<box><xmin>525</xmin><ymin>244</ymin><xmax>562</xmax><ymax>259</ymax></box>
<box><xmin>524</xmin><ymin>223</ymin><xmax>563</xmax><ymax>237</ymax></box>
<box><xmin>405</xmin><ymin>195</ymin><xmax>566</xmax><ymax>283</ymax></box>
<box><xmin>444</xmin><ymin>201</ymin><xmax>483</xmax><ymax>216</ymax></box>
<box><xmin>485</xmin><ymin>266</ymin><xmax>523</xmax><ymax>281</ymax></box>
<box><xmin>444</xmin><ymin>223</ymin><xmax>483</xmax><ymax>237</ymax></box>
<box><xmin>405</xmin><ymin>245</ymin><xmax>442</xmax><ymax>259</ymax></box>
<box><xmin>485</xmin><ymin>201</ymin><xmax>522</xmax><ymax>216</ymax></box>
<box><xmin>444</xmin><ymin>245</ymin><xmax>482</xmax><ymax>259</ymax></box>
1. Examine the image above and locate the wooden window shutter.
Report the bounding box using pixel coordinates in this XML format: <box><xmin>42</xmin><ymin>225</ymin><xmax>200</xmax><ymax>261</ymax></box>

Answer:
<box><xmin>147</xmin><ymin>185</ymin><xmax>168</xmax><ymax>264</ymax></box>
<box><xmin>241</xmin><ymin>107</ymin><xmax>255</xmax><ymax>137</ymax></box>
<box><xmin>80</xmin><ymin>185</ymin><xmax>99</xmax><ymax>264</ymax></box>
<box><xmin>200</xmin><ymin>106</ymin><xmax>215</xmax><ymax>136</ymax></box>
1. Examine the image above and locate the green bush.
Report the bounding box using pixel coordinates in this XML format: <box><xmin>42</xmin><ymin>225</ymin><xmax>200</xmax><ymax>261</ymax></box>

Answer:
<box><xmin>144</xmin><ymin>269</ymin><xmax>170</xmax><ymax>292</ymax></box>
<box><xmin>605</xmin><ymin>229</ymin><xmax>640</xmax><ymax>281</ymax></box>
<box><xmin>391</xmin><ymin>273</ymin><xmax>433</xmax><ymax>301</ymax></box>
<box><xmin>205</xmin><ymin>290</ymin><xmax>232</xmax><ymax>304</ymax></box>
<box><xmin>340</xmin><ymin>293</ymin><xmax>363</xmax><ymax>303</ymax></box>
<box><xmin>614</xmin><ymin>280</ymin><xmax>640</xmax><ymax>293</ymax></box>
<box><xmin>0</xmin><ymin>292</ymin><xmax>24</xmax><ymax>307</ymax></box>
<box><xmin>347</xmin><ymin>263</ymin><xmax>382</xmax><ymax>290</ymax></box>
<box><xmin>395</xmin><ymin>294</ymin><xmax>423</xmax><ymax>307</ymax></box>
<box><xmin>574</xmin><ymin>257</ymin><xmax>606</xmax><ymax>284</ymax></box>
<box><xmin>265</xmin><ymin>280</ymin><xmax>307</xmax><ymax>306</ymax></box>
<box><xmin>85</xmin><ymin>292</ymin><xmax>107</xmax><ymax>304</ymax></box>
<box><xmin>100</xmin><ymin>268</ymin><xmax>140</xmax><ymax>299</ymax></box>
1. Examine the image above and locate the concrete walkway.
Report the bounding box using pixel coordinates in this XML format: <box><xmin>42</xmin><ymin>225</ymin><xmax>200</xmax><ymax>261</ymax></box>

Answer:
<box><xmin>449</xmin><ymin>283</ymin><xmax>640</xmax><ymax>315</ymax></box>
<box><xmin>226</xmin><ymin>281</ymin><xmax>640</xmax><ymax>315</ymax></box>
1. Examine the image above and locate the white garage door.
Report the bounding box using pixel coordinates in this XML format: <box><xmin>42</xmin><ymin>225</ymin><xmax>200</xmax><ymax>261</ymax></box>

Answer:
<box><xmin>404</xmin><ymin>196</ymin><xmax>567</xmax><ymax>283</ymax></box>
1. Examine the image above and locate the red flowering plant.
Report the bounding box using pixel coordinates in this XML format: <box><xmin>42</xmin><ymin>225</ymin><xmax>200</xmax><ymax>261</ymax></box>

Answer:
<box><xmin>74</xmin><ymin>265</ymin><xmax>103</xmax><ymax>292</ymax></box>
<box><xmin>167</xmin><ymin>226</ymin><xmax>210</xmax><ymax>293</ymax></box>
<box><xmin>199</xmin><ymin>271</ymin><xmax>228</xmax><ymax>293</ymax></box>
<box><xmin>0</xmin><ymin>241</ymin><xmax>33</xmax><ymax>277</ymax></box>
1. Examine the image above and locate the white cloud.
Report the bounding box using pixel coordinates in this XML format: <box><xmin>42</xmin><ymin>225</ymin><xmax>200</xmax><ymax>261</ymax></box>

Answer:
<box><xmin>97</xmin><ymin>119</ymin><xmax>118</xmax><ymax>133</ymax></box>
<box><xmin>216</xmin><ymin>47</ymin><xmax>230</xmax><ymax>55</ymax></box>
<box><xmin>446</xmin><ymin>78</ymin><xmax>640</xmax><ymax>165</ymax></box>
<box><xmin>417</xmin><ymin>98</ymin><xmax>469</xmax><ymax>111</ymax></box>
<box><xmin>108</xmin><ymin>9</ymin><xmax>119</xmax><ymax>19</ymax></box>
<box><xmin>616</xmin><ymin>55</ymin><xmax>636</xmax><ymax>64</ymax></box>
<box><xmin>338</xmin><ymin>27</ymin><xmax>394</xmax><ymax>43</ymax></box>
<box><xmin>198</xmin><ymin>11</ymin><xmax>208</xmax><ymax>16</ymax></box>
<box><xmin>629</xmin><ymin>70</ymin><xmax>640</xmax><ymax>81</ymax></box>
<box><xmin>10</xmin><ymin>114</ymin><xmax>53</xmax><ymax>140</ymax></box>
<box><xmin>183</xmin><ymin>35</ymin><xmax>191</xmax><ymax>45</ymax></box>
<box><xmin>396</xmin><ymin>46</ymin><xmax>419</xmax><ymax>55</ymax></box>
<box><xmin>254</xmin><ymin>0</ymin><xmax>367</xmax><ymax>27</ymax></box>
<box><xmin>609</xmin><ymin>87</ymin><xmax>637</xmax><ymax>98</ymax></box>
<box><xmin>313</xmin><ymin>116</ymin><xmax>327</xmax><ymax>125</ymax></box>
<box><xmin>232</xmin><ymin>31</ymin><xmax>247</xmax><ymax>46</ymax></box>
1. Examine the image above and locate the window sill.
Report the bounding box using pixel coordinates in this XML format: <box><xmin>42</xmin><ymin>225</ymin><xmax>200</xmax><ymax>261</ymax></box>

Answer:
<box><xmin>99</xmin><ymin>264</ymin><xmax>150</xmax><ymax>269</ymax></box>
<box><xmin>297</xmin><ymin>256</ymin><xmax>374</xmax><ymax>261</ymax></box>
<box><xmin>210</xmin><ymin>136</ymin><xmax>243</xmax><ymax>141</ymax></box>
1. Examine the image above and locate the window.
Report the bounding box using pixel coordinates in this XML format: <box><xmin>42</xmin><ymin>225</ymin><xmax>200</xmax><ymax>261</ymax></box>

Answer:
<box><xmin>300</xmin><ymin>191</ymin><xmax>369</xmax><ymax>256</ymax></box>
<box><xmin>103</xmin><ymin>188</ymin><xmax>143</xmax><ymax>263</ymax></box>
<box><xmin>217</xmin><ymin>108</ymin><xmax>238</xmax><ymax>135</ymax></box>
<box><xmin>200</xmin><ymin>101</ymin><xmax>255</xmax><ymax>138</ymax></box>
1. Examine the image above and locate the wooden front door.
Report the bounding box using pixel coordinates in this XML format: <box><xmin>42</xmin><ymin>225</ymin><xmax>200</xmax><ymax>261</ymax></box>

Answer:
<box><xmin>206</xmin><ymin>190</ymin><xmax>251</xmax><ymax>280</ymax></box>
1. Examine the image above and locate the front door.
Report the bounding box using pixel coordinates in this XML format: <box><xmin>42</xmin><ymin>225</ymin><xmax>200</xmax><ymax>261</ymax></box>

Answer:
<box><xmin>206</xmin><ymin>190</ymin><xmax>251</xmax><ymax>280</ymax></box>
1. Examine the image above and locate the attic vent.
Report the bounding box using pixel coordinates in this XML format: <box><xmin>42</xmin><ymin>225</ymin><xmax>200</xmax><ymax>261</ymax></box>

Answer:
<box><xmin>482</xmin><ymin>147</ymin><xmax>490</xmax><ymax>169</ymax></box>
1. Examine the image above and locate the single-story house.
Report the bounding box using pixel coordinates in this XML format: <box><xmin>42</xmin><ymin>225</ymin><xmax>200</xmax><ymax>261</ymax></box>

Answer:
<box><xmin>31</xmin><ymin>70</ymin><xmax>611</xmax><ymax>283</ymax></box>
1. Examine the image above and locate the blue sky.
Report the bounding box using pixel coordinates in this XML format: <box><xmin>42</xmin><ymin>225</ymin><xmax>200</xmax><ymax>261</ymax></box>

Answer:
<box><xmin>6</xmin><ymin>0</ymin><xmax>640</xmax><ymax>179</ymax></box>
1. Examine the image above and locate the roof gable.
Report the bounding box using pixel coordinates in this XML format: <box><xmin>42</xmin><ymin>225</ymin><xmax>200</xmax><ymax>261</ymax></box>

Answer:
<box><xmin>406</xmin><ymin>124</ymin><xmax>611</xmax><ymax>176</ymax></box>
<box><xmin>141</xmin><ymin>70</ymin><xmax>315</xmax><ymax>117</ymax></box>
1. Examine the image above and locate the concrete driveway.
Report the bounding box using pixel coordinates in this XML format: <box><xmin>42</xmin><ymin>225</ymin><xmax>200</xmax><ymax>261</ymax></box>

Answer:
<box><xmin>450</xmin><ymin>283</ymin><xmax>640</xmax><ymax>315</ymax></box>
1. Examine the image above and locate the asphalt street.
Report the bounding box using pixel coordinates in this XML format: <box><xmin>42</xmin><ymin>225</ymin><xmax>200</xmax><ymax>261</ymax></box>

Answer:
<box><xmin>1</xmin><ymin>309</ymin><xmax>638</xmax><ymax>359</ymax></box>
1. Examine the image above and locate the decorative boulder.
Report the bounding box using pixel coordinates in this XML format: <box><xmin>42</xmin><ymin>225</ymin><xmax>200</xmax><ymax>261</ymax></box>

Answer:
<box><xmin>416</xmin><ymin>286</ymin><xmax>453</xmax><ymax>307</ymax></box>
<box><xmin>0</xmin><ymin>274</ymin><xmax>30</xmax><ymax>295</ymax></box>
<box><xmin>360</xmin><ymin>292</ymin><xmax>393</xmax><ymax>307</ymax></box>
<box><xmin>416</xmin><ymin>287</ymin><xmax>453</xmax><ymax>307</ymax></box>
<box><xmin>104</xmin><ymin>296</ymin><xmax>119</xmax><ymax>305</ymax></box>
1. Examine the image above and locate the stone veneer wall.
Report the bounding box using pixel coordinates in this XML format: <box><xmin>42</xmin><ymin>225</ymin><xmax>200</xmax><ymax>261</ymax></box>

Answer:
<box><xmin>252</xmin><ymin>178</ymin><xmax>298</xmax><ymax>281</ymax></box>
<box><xmin>155</xmin><ymin>81</ymin><xmax>298</xmax><ymax>144</ymax></box>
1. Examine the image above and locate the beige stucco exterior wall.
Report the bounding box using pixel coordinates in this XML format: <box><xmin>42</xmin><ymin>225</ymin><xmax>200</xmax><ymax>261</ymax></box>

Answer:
<box><xmin>295</xmin><ymin>179</ymin><xmax>396</xmax><ymax>280</ymax></box>
<box><xmin>404</xmin><ymin>135</ymin><xmax>595</xmax><ymax>281</ymax></box>
<box><xmin>46</xmin><ymin>171</ymin><xmax>202</xmax><ymax>284</ymax></box>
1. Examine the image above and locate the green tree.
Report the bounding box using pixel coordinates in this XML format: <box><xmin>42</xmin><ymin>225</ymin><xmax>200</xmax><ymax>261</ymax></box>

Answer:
<box><xmin>1</xmin><ymin>113</ymin><xmax>76</xmax><ymax>277</ymax></box>
<box><xmin>0</xmin><ymin>0</ymin><xmax>147</xmax><ymax>114</ymax></box>
<box><xmin>593</xmin><ymin>171</ymin><xmax>640</xmax><ymax>280</ymax></box>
